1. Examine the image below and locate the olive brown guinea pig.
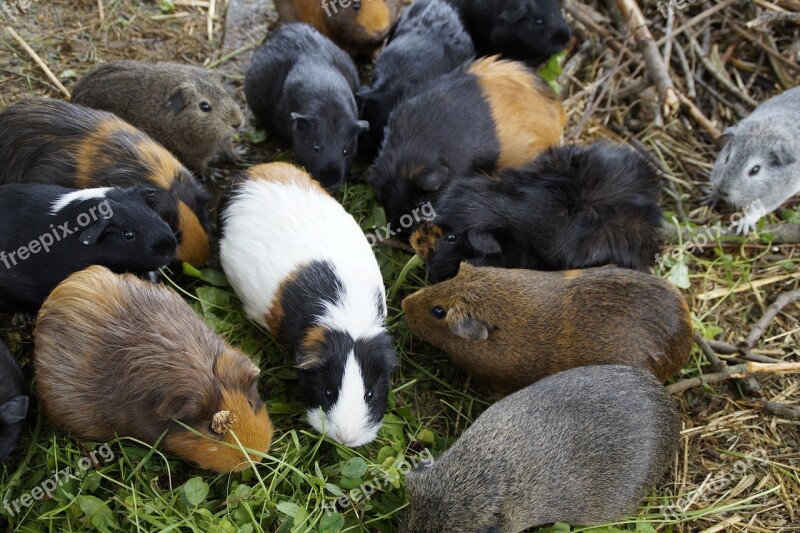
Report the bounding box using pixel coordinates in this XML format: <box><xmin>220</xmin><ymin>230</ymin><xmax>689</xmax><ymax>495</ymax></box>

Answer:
<box><xmin>71</xmin><ymin>61</ymin><xmax>244</xmax><ymax>178</ymax></box>
<box><xmin>0</xmin><ymin>98</ymin><xmax>211</xmax><ymax>266</ymax></box>
<box><xmin>0</xmin><ymin>340</ymin><xmax>28</xmax><ymax>462</ymax></box>
<box><xmin>34</xmin><ymin>266</ymin><xmax>274</xmax><ymax>473</ymax></box>
<box><xmin>369</xmin><ymin>55</ymin><xmax>565</xmax><ymax>236</ymax></box>
<box><xmin>401</xmin><ymin>365</ymin><xmax>680</xmax><ymax>533</ymax></box>
<box><xmin>402</xmin><ymin>263</ymin><xmax>692</xmax><ymax>394</ymax></box>
<box><xmin>0</xmin><ymin>184</ymin><xmax>177</xmax><ymax>312</ymax></box>
<box><xmin>219</xmin><ymin>163</ymin><xmax>397</xmax><ymax>447</ymax></box>
<box><xmin>410</xmin><ymin>142</ymin><xmax>663</xmax><ymax>281</ymax></box>
<box><xmin>245</xmin><ymin>23</ymin><xmax>368</xmax><ymax>190</ymax></box>
<box><xmin>445</xmin><ymin>0</ymin><xmax>571</xmax><ymax>67</ymax></box>
<box><xmin>709</xmin><ymin>86</ymin><xmax>800</xmax><ymax>234</ymax></box>
<box><xmin>274</xmin><ymin>0</ymin><xmax>396</xmax><ymax>56</ymax></box>
<box><xmin>358</xmin><ymin>0</ymin><xmax>475</xmax><ymax>160</ymax></box>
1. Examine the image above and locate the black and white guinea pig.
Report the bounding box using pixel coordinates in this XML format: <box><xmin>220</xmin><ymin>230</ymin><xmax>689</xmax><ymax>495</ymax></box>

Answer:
<box><xmin>0</xmin><ymin>340</ymin><xmax>28</xmax><ymax>462</ymax></box>
<box><xmin>219</xmin><ymin>162</ymin><xmax>397</xmax><ymax>447</ymax></box>
<box><xmin>0</xmin><ymin>184</ymin><xmax>177</xmax><ymax>312</ymax></box>
<box><xmin>411</xmin><ymin>143</ymin><xmax>664</xmax><ymax>281</ymax></box>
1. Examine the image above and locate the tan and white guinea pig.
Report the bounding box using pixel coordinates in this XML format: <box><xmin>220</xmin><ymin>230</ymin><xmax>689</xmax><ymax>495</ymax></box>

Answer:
<box><xmin>402</xmin><ymin>262</ymin><xmax>693</xmax><ymax>394</ymax></box>
<box><xmin>219</xmin><ymin>162</ymin><xmax>397</xmax><ymax>448</ymax></box>
<box><xmin>34</xmin><ymin>265</ymin><xmax>274</xmax><ymax>473</ymax></box>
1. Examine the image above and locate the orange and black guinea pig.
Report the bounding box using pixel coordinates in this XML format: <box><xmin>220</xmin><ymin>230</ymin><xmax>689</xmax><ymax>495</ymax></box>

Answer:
<box><xmin>0</xmin><ymin>97</ymin><xmax>211</xmax><ymax>266</ymax></box>
<box><xmin>34</xmin><ymin>265</ymin><xmax>274</xmax><ymax>473</ymax></box>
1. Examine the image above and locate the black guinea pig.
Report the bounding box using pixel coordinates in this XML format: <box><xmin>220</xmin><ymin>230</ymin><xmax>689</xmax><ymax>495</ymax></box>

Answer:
<box><xmin>445</xmin><ymin>0</ymin><xmax>571</xmax><ymax>66</ymax></box>
<box><xmin>358</xmin><ymin>0</ymin><xmax>475</xmax><ymax>159</ymax></box>
<box><xmin>0</xmin><ymin>184</ymin><xmax>177</xmax><ymax>312</ymax></box>
<box><xmin>410</xmin><ymin>143</ymin><xmax>663</xmax><ymax>281</ymax></box>
<box><xmin>245</xmin><ymin>23</ymin><xmax>368</xmax><ymax>191</ymax></box>
<box><xmin>0</xmin><ymin>340</ymin><xmax>28</xmax><ymax>462</ymax></box>
<box><xmin>0</xmin><ymin>98</ymin><xmax>211</xmax><ymax>266</ymax></box>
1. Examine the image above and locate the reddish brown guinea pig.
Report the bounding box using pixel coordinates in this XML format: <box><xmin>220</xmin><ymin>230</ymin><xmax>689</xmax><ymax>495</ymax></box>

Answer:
<box><xmin>402</xmin><ymin>263</ymin><xmax>693</xmax><ymax>394</ymax></box>
<box><xmin>34</xmin><ymin>265</ymin><xmax>273</xmax><ymax>473</ymax></box>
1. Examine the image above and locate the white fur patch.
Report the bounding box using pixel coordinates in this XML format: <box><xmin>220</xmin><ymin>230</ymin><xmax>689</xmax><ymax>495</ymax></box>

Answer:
<box><xmin>306</xmin><ymin>352</ymin><xmax>379</xmax><ymax>447</ymax></box>
<box><xmin>50</xmin><ymin>187</ymin><xmax>112</xmax><ymax>214</ymax></box>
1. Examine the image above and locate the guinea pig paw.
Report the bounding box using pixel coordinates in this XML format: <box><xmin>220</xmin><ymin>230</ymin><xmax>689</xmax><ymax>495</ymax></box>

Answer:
<box><xmin>731</xmin><ymin>215</ymin><xmax>759</xmax><ymax>235</ymax></box>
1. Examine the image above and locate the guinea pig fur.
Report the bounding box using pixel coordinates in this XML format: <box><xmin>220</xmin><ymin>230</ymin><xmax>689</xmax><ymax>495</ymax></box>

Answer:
<box><xmin>0</xmin><ymin>340</ymin><xmax>28</xmax><ymax>462</ymax></box>
<box><xmin>245</xmin><ymin>23</ymin><xmax>368</xmax><ymax>191</ymax></box>
<box><xmin>0</xmin><ymin>184</ymin><xmax>177</xmax><ymax>312</ymax></box>
<box><xmin>358</xmin><ymin>0</ymin><xmax>475</xmax><ymax>160</ymax></box>
<box><xmin>445</xmin><ymin>0</ymin><xmax>571</xmax><ymax>67</ymax></box>
<box><xmin>71</xmin><ymin>60</ymin><xmax>244</xmax><ymax>178</ymax></box>
<box><xmin>369</xmin><ymin>55</ymin><xmax>565</xmax><ymax>236</ymax></box>
<box><xmin>219</xmin><ymin>163</ymin><xmax>397</xmax><ymax>447</ymax></box>
<box><xmin>276</xmin><ymin>0</ymin><xmax>395</xmax><ymax>56</ymax></box>
<box><xmin>401</xmin><ymin>365</ymin><xmax>680</xmax><ymax>533</ymax></box>
<box><xmin>410</xmin><ymin>142</ymin><xmax>663</xmax><ymax>281</ymax></box>
<box><xmin>34</xmin><ymin>265</ymin><xmax>274</xmax><ymax>473</ymax></box>
<box><xmin>709</xmin><ymin>86</ymin><xmax>800</xmax><ymax>234</ymax></box>
<box><xmin>0</xmin><ymin>97</ymin><xmax>211</xmax><ymax>266</ymax></box>
<box><xmin>401</xmin><ymin>263</ymin><xmax>693</xmax><ymax>394</ymax></box>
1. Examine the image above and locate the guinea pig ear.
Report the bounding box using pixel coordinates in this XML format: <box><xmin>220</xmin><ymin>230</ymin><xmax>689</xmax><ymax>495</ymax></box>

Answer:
<box><xmin>467</xmin><ymin>230</ymin><xmax>501</xmax><ymax>256</ymax></box>
<box><xmin>78</xmin><ymin>218</ymin><xmax>112</xmax><ymax>246</ymax></box>
<box><xmin>166</xmin><ymin>84</ymin><xmax>193</xmax><ymax>113</ymax></box>
<box><xmin>770</xmin><ymin>143</ymin><xmax>796</xmax><ymax>167</ymax></box>
<box><xmin>446</xmin><ymin>305</ymin><xmax>490</xmax><ymax>342</ymax></box>
<box><xmin>0</xmin><ymin>395</ymin><xmax>28</xmax><ymax>424</ymax></box>
<box><xmin>498</xmin><ymin>2</ymin><xmax>527</xmax><ymax>23</ymax></box>
<box><xmin>414</xmin><ymin>166</ymin><xmax>450</xmax><ymax>192</ymax></box>
<box><xmin>291</xmin><ymin>112</ymin><xmax>315</xmax><ymax>132</ymax></box>
<box><xmin>353</xmin><ymin>120</ymin><xmax>370</xmax><ymax>134</ymax></box>
<box><xmin>156</xmin><ymin>393</ymin><xmax>206</xmax><ymax>422</ymax></box>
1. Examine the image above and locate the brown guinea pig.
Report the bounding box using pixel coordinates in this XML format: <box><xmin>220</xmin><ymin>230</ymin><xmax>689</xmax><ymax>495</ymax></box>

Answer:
<box><xmin>34</xmin><ymin>265</ymin><xmax>273</xmax><ymax>473</ymax></box>
<box><xmin>275</xmin><ymin>0</ymin><xmax>396</xmax><ymax>56</ymax></box>
<box><xmin>402</xmin><ymin>262</ymin><xmax>693</xmax><ymax>394</ymax></box>
<box><xmin>71</xmin><ymin>61</ymin><xmax>244</xmax><ymax>178</ymax></box>
<box><xmin>0</xmin><ymin>97</ymin><xmax>211</xmax><ymax>266</ymax></box>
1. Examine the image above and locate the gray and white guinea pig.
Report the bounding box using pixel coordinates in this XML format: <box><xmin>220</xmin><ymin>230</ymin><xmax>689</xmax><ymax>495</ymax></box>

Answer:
<box><xmin>0</xmin><ymin>184</ymin><xmax>177</xmax><ymax>312</ymax></box>
<box><xmin>71</xmin><ymin>61</ymin><xmax>244</xmax><ymax>178</ymax></box>
<box><xmin>710</xmin><ymin>86</ymin><xmax>800</xmax><ymax>234</ymax></box>
<box><xmin>402</xmin><ymin>365</ymin><xmax>680</xmax><ymax>533</ymax></box>
<box><xmin>245</xmin><ymin>23</ymin><xmax>368</xmax><ymax>191</ymax></box>
<box><xmin>219</xmin><ymin>163</ymin><xmax>397</xmax><ymax>447</ymax></box>
<box><xmin>0</xmin><ymin>340</ymin><xmax>28</xmax><ymax>462</ymax></box>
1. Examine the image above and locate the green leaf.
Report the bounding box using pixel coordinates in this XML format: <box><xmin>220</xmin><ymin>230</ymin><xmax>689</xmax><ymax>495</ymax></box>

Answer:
<box><xmin>416</xmin><ymin>429</ymin><xmax>435</xmax><ymax>445</ymax></box>
<box><xmin>159</xmin><ymin>0</ymin><xmax>175</xmax><ymax>13</ymax></box>
<box><xmin>341</xmin><ymin>457</ymin><xmax>368</xmax><ymax>478</ymax></box>
<box><xmin>277</xmin><ymin>501</ymin><xmax>301</xmax><ymax>517</ymax></box>
<box><xmin>77</xmin><ymin>495</ymin><xmax>117</xmax><ymax>531</ymax></box>
<box><xmin>667</xmin><ymin>260</ymin><xmax>690</xmax><ymax>289</ymax></box>
<box><xmin>182</xmin><ymin>477</ymin><xmax>210</xmax><ymax>507</ymax></box>
<box><xmin>244</xmin><ymin>128</ymin><xmax>268</xmax><ymax>144</ymax></box>
<box><xmin>60</xmin><ymin>69</ymin><xmax>78</xmax><ymax>80</ymax></box>
<box><xmin>319</xmin><ymin>512</ymin><xmax>345</xmax><ymax>532</ymax></box>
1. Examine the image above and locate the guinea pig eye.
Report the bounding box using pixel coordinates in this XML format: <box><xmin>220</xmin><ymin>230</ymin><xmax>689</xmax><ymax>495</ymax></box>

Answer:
<box><xmin>365</xmin><ymin>389</ymin><xmax>373</xmax><ymax>401</ymax></box>
<box><xmin>324</xmin><ymin>387</ymin><xmax>333</xmax><ymax>399</ymax></box>
<box><xmin>445</xmin><ymin>234</ymin><xmax>458</xmax><ymax>244</ymax></box>
<box><xmin>313</xmin><ymin>142</ymin><xmax>321</xmax><ymax>154</ymax></box>
<box><xmin>535</xmin><ymin>17</ymin><xmax>544</xmax><ymax>25</ymax></box>
<box><xmin>199</xmin><ymin>102</ymin><xmax>212</xmax><ymax>113</ymax></box>
<box><xmin>749</xmin><ymin>165</ymin><xmax>761</xmax><ymax>177</ymax></box>
<box><xmin>353</xmin><ymin>0</ymin><xmax>361</xmax><ymax>10</ymax></box>
<box><xmin>430</xmin><ymin>306</ymin><xmax>446</xmax><ymax>320</ymax></box>
<box><xmin>123</xmin><ymin>229</ymin><xmax>136</xmax><ymax>241</ymax></box>
<box><xmin>342</xmin><ymin>148</ymin><xmax>349</xmax><ymax>156</ymax></box>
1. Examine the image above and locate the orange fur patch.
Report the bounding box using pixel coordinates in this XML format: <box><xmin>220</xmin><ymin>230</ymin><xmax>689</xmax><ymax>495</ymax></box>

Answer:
<box><xmin>74</xmin><ymin>118</ymin><xmax>141</xmax><ymax>188</ymax></box>
<box><xmin>298</xmin><ymin>325</ymin><xmax>328</xmax><ymax>369</ymax></box>
<box><xmin>176</xmin><ymin>202</ymin><xmax>210</xmax><ymax>266</ymax></box>
<box><xmin>247</xmin><ymin>162</ymin><xmax>328</xmax><ymax>194</ymax></box>
<box><xmin>562</xmin><ymin>269</ymin><xmax>584</xmax><ymax>281</ymax></box>
<box><xmin>469</xmin><ymin>56</ymin><xmax>566</xmax><ymax>169</ymax></box>
<box><xmin>410</xmin><ymin>223</ymin><xmax>443</xmax><ymax>260</ymax></box>
<box><xmin>356</xmin><ymin>0</ymin><xmax>391</xmax><ymax>37</ymax></box>
<box><xmin>136</xmin><ymin>138</ymin><xmax>185</xmax><ymax>190</ymax></box>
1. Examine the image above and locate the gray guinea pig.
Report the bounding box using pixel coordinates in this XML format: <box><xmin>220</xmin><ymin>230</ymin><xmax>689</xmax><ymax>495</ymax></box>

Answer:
<box><xmin>0</xmin><ymin>340</ymin><xmax>28</xmax><ymax>462</ymax></box>
<box><xmin>71</xmin><ymin>61</ymin><xmax>244</xmax><ymax>178</ymax></box>
<box><xmin>402</xmin><ymin>365</ymin><xmax>680</xmax><ymax>533</ymax></box>
<box><xmin>710</xmin><ymin>86</ymin><xmax>800</xmax><ymax>234</ymax></box>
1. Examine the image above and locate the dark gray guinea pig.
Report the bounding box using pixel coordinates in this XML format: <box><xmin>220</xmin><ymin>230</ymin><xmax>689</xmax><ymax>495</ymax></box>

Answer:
<box><xmin>359</xmin><ymin>0</ymin><xmax>475</xmax><ymax>159</ymax></box>
<box><xmin>402</xmin><ymin>364</ymin><xmax>680</xmax><ymax>533</ymax></box>
<box><xmin>245</xmin><ymin>23</ymin><xmax>368</xmax><ymax>191</ymax></box>
<box><xmin>0</xmin><ymin>340</ymin><xmax>28</xmax><ymax>462</ymax></box>
<box><xmin>0</xmin><ymin>184</ymin><xmax>177</xmax><ymax>312</ymax></box>
<box><xmin>71</xmin><ymin>61</ymin><xmax>244</xmax><ymax>178</ymax></box>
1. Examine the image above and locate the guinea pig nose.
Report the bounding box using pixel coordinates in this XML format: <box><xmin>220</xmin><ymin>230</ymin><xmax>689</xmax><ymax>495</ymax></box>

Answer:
<box><xmin>155</xmin><ymin>237</ymin><xmax>178</xmax><ymax>258</ymax></box>
<box><xmin>552</xmin><ymin>27</ymin><xmax>571</xmax><ymax>46</ymax></box>
<box><xmin>232</xmin><ymin>120</ymin><xmax>242</xmax><ymax>130</ymax></box>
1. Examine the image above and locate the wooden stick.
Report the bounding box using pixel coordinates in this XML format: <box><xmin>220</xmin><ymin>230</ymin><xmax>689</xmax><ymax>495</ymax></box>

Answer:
<box><xmin>208</xmin><ymin>0</ymin><xmax>216</xmax><ymax>42</ymax></box>
<box><xmin>677</xmin><ymin>91</ymin><xmax>722</xmax><ymax>139</ymax></box>
<box><xmin>668</xmin><ymin>362</ymin><xmax>800</xmax><ymax>394</ymax></box>
<box><xmin>695</xmin><ymin>331</ymin><xmax>724</xmax><ymax>372</ymax></box>
<box><xmin>696</xmin><ymin>273</ymin><xmax>800</xmax><ymax>301</ymax></box>
<box><xmin>744</xmin><ymin>289</ymin><xmax>800</xmax><ymax>349</ymax></box>
<box><xmin>745</xmin><ymin>399</ymin><xmax>800</xmax><ymax>421</ymax></box>
<box><xmin>97</xmin><ymin>0</ymin><xmax>105</xmax><ymax>21</ymax></box>
<box><xmin>4</xmin><ymin>26</ymin><xmax>70</xmax><ymax>98</ymax></box>
<box><xmin>615</xmin><ymin>0</ymin><xmax>679</xmax><ymax>116</ymax></box>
